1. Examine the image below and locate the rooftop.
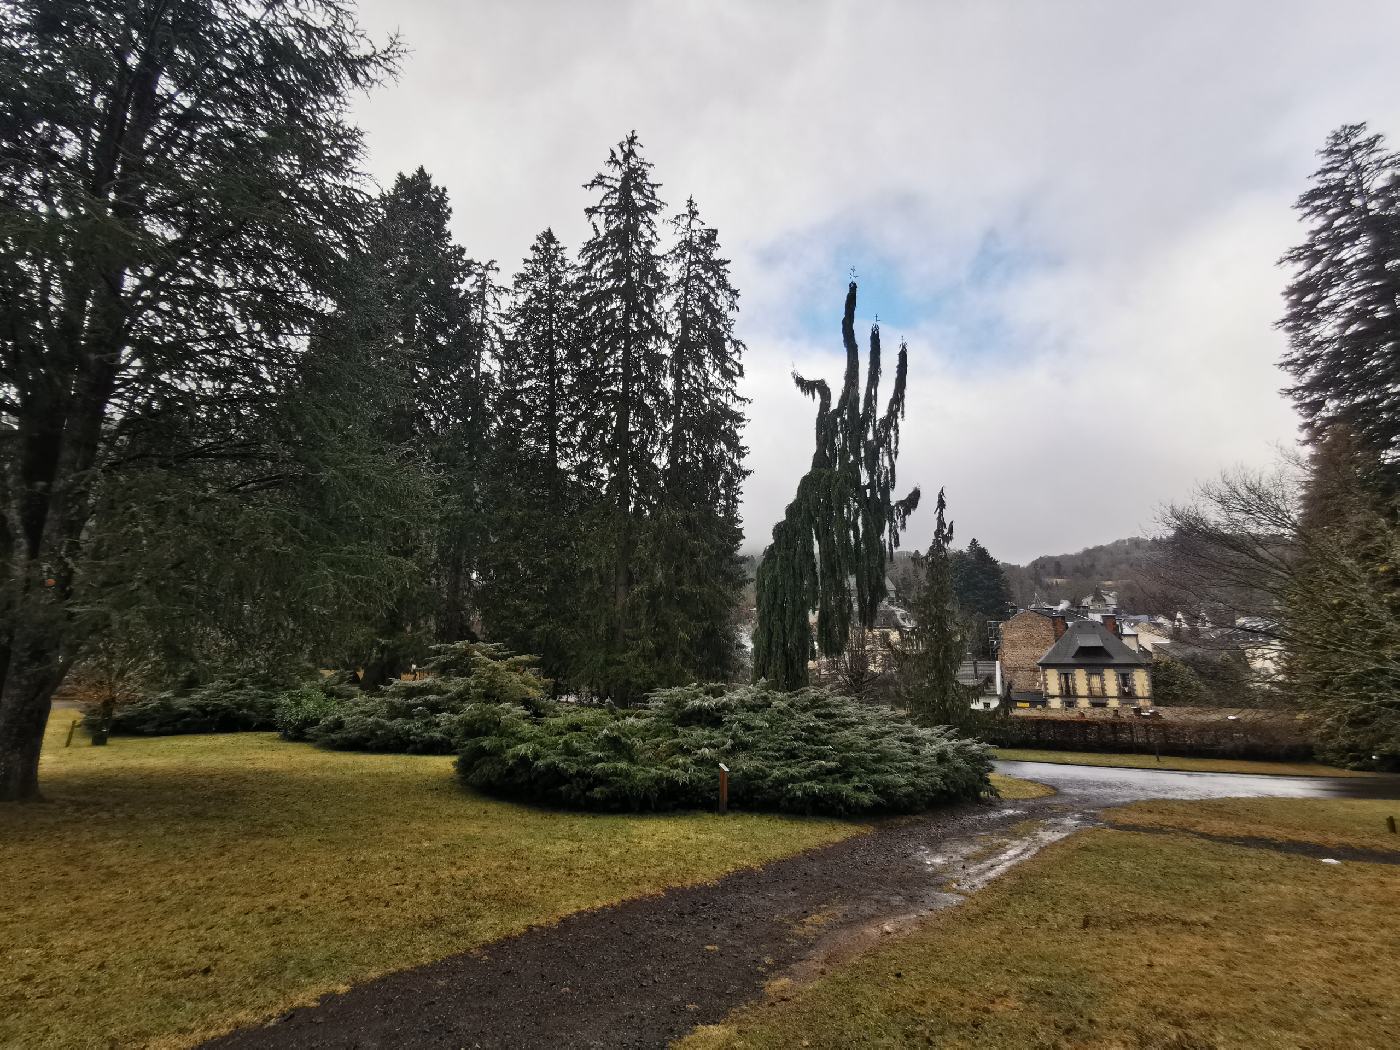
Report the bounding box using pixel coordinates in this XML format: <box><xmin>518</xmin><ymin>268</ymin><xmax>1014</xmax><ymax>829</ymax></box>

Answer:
<box><xmin>1037</xmin><ymin>619</ymin><xmax>1149</xmax><ymax>669</ymax></box>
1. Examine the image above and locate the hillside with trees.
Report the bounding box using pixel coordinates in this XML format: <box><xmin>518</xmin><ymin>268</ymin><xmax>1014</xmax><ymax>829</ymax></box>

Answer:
<box><xmin>1002</xmin><ymin>537</ymin><xmax>1168</xmax><ymax>609</ymax></box>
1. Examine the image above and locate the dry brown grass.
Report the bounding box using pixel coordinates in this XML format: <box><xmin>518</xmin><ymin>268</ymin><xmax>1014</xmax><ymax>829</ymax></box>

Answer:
<box><xmin>1109</xmin><ymin>796</ymin><xmax>1400</xmax><ymax>855</ymax></box>
<box><xmin>682</xmin><ymin>801</ymin><xmax>1400</xmax><ymax>1049</ymax></box>
<box><xmin>1</xmin><ymin>714</ymin><xmax>862</xmax><ymax>1048</ymax></box>
<box><xmin>986</xmin><ymin>772</ymin><xmax>1054</xmax><ymax>800</ymax></box>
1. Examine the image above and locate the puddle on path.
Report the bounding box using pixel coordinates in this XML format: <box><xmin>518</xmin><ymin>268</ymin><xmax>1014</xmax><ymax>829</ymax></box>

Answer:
<box><xmin>777</xmin><ymin>806</ymin><xmax>1092</xmax><ymax>990</ymax></box>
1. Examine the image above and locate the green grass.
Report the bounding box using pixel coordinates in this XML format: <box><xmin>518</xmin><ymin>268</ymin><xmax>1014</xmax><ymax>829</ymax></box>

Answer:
<box><xmin>682</xmin><ymin>801</ymin><xmax>1400</xmax><ymax>1049</ymax></box>
<box><xmin>993</xmin><ymin>746</ymin><xmax>1374</xmax><ymax>778</ymax></box>
<box><xmin>1</xmin><ymin>714</ymin><xmax>863</xmax><ymax>1048</ymax></box>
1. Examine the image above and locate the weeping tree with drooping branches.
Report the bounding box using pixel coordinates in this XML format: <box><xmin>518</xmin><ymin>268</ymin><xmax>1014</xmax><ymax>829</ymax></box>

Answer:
<box><xmin>752</xmin><ymin>281</ymin><xmax>921</xmax><ymax>690</ymax></box>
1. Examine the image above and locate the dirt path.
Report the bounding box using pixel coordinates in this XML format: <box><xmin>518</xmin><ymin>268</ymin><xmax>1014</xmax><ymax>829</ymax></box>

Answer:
<box><xmin>204</xmin><ymin>797</ymin><xmax>1077</xmax><ymax>1049</ymax></box>
<box><xmin>206</xmin><ymin>765</ymin><xmax>1400</xmax><ymax>1048</ymax></box>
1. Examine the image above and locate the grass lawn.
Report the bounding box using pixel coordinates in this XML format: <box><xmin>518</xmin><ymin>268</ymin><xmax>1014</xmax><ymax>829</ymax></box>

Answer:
<box><xmin>992</xmin><ymin>746</ymin><xmax>1374</xmax><ymax>778</ymax></box>
<box><xmin>1</xmin><ymin>714</ymin><xmax>864</xmax><ymax>1048</ymax></box>
<box><xmin>987</xmin><ymin>772</ymin><xmax>1054</xmax><ymax>800</ymax></box>
<box><xmin>682</xmin><ymin>799</ymin><xmax>1400</xmax><ymax>1049</ymax></box>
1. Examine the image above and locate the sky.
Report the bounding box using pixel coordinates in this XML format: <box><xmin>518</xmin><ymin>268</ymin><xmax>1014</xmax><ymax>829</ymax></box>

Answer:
<box><xmin>349</xmin><ymin>0</ymin><xmax>1400</xmax><ymax>563</ymax></box>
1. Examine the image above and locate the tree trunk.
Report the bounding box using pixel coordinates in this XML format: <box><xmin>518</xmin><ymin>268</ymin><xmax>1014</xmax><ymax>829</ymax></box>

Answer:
<box><xmin>0</xmin><ymin>616</ymin><xmax>66</xmax><ymax>801</ymax></box>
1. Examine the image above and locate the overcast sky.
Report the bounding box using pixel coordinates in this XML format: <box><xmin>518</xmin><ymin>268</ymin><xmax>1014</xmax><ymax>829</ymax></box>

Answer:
<box><xmin>350</xmin><ymin>0</ymin><xmax>1400</xmax><ymax>563</ymax></box>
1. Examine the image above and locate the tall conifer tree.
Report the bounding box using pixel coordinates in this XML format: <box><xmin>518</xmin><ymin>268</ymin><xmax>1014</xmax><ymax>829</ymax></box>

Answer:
<box><xmin>950</xmin><ymin>537</ymin><xmax>1013</xmax><ymax>656</ymax></box>
<box><xmin>0</xmin><ymin>0</ymin><xmax>399</xmax><ymax>799</ymax></box>
<box><xmin>360</xmin><ymin>169</ymin><xmax>476</xmax><ymax>684</ymax></box>
<box><xmin>643</xmin><ymin>198</ymin><xmax>750</xmax><ymax>682</ymax></box>
<box><xmin>369</xmin><ymin>168</ymin><xmax>471</xmax><ymax>442</ymax></box>
<box><xmin>436</xmin><ymin>259</ymin><xmax>504</xmax><ymax>641</ymax></box>
<box><xmin>898</xmin><ymin>490</ymin><xmax>968</xmax><ymax>726</ymax></box>
<box><xmin>752</xmin><ymin>282</ymin><xmax>920</xmax><ymax>690</ymax></box>
<box><xmin>1280</xmin><ymin>124</ymin><xmax>1400</xmax><ymax>473</ymax></box>
<box><xmin>480</xmin><ymin>230</ymin><xmax>585</xmax><ymax>683</ymax></box>
<box><xmin>576</xmin><ymin>132</ymin><xmax>670</xmax><ymax>698</ymax></box>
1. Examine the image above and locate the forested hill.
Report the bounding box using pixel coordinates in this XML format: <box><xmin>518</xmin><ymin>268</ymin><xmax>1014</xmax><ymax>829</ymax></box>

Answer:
<box><xmin>1002</xmin><ymin>537</ymin><xmax>1166</xmax><ymax>608</ymax></box>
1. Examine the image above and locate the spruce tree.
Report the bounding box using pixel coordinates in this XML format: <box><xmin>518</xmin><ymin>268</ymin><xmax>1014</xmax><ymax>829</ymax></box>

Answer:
<box><xmin>950</xmin><ymin>537</ymin><xmax>1014</xmax><ymax>656</ymax></box>
<box><xmin>480</xmin><ymin>230</ymin><xmax>586</xmax><ymax>684</ymax></box>
<box><xmin>436</xmin><ymin>258</ymin><xmax>504</xmax><ymax>642</ymax></box>
<box><xmin>752</xmin><ymin>281</ymin><xmax>921</xmax><ymax>690</ymax></box>
<box><xmin>643</xmin><ymin>198</ymin><xmax>749</xmax><ymax>682</ymax></box>
<box><xmin>361</xmin><ymin>169</ymin><xmax>473</xmax><ymax>682</ymax></box>
<box><xmin>898</xmin><ymin>490</ymin><xmax>968</xmax><ymax>726</ymax></box>
<box><xmin>575</xmin><ymin>132</ymin><xmax>671</xmax><ymax>698</ymax></box>
<box><xmin>499</xmin><ymin>231</ymin><xmax>583</xmax><ymax>487</ymax></box>
<box><xmin>368</xmin><ymin>168</ymin><xmax>471</xmax><ymax>443</ymax></box>
<box><xmin>1280</xmin><ymin>124</ymin><xmax>1400</xmax><ymax>472</ymax></box>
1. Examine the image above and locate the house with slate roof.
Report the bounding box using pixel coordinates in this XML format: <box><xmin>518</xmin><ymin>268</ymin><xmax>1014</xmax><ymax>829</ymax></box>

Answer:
<box><xmin>1038</xmin><ymin>616</ymin><xmax>1152</xmax><ymax>710</ymax></box>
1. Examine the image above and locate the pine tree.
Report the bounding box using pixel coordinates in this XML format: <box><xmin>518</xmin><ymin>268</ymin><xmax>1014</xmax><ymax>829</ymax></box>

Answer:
<box><xmin>368</xmin><ymin>168</ymin><xmax>471</xmax><ymax>443</ymax></box>
<box><xmin>360</xmin><ymin>169</ymin><xmax>473</xmax><ymax>683</ymax></box>
<box><xmin>752</xmin><ymin>281</ymin><xmax>921</xmax><ymax>690</ymax></box>
<box><xmin>950</xmin><ymin>537</ymin><xmax>1013</xmax><ymax>656</ymax></box>
<box><xmin>1280</xmin><ymin>124</ymin><xmax>1400</xmax><ymax>473</ymax></box>
<box><xmin>642</xmin><ymin>198</ymin><xmax>749</xmax><ymax>682</ymax></box>
<box><xmin>479</xmin><ymin>230</ymin><xmax>586</xmax><ymax>684</ymax></box>
<box><xmin>436</xmin><ymin>258</ymin><xmax>505</xmax><ymax>642</ymax></box>
<box><xmin>575</xmin><ymin>132</ymin><xmax>671</xmax><ymax>698</ymax></box>
<box><xmin>898</xmin><ymin>490</ymin><xmax>968</xmax><ymax>726</ymax></box>
<box><xmin>78</xmin><ymin>257</ymin><xmax>433</xmax><ymax>693</ymax></box>
<box><xmin>500</xmin><ymin>230</ymin><xmax>583</xmax><ymax>487</ymax></box>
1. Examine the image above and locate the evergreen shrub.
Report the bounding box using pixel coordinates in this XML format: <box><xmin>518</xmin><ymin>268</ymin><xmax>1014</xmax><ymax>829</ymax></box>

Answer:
<box><xmin>303</xmin><ymin>642</ymin><xmax>549</xmax><ymax>754</ymax></box>
<box><xmin>455</xmin><ymin>682</ymin><xmax>992</xmax><ymax>815</ymax></box>
<box><xmin>106</xmin><ymin>679</ymin><xmax>283</xmax><ymax>735</ymax></box>
<box><xmin>274</xmin><ymin>677</ymin><xmax>355</xmax><ymax>741</ymax></box>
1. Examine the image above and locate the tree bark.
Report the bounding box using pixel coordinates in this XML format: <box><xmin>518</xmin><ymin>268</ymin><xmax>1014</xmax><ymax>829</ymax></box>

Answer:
<box><xmin>0</xmin><ymin>602</ymin><xmax>67</xmax><ymax>800</ymax></box>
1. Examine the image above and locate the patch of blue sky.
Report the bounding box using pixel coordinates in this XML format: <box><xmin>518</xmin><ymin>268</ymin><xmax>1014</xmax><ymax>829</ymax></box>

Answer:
<box><xmin>764</xmin><ymin>226</ymin><xmax>1054</xmax><ymax>368</ymax></box>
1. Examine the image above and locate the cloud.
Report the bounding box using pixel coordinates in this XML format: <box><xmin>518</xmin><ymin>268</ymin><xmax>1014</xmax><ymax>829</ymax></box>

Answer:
<box><xmin>349</xmin><ymin>0</ymin><xmax>1400</xmax><ymax>562</ymax></box>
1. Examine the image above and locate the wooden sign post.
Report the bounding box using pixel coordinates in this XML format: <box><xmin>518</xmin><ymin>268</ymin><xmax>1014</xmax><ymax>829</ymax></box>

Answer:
<box><xmin>718</xmin><ymin>763</ymin><xmax>729</xmax><ymax>815</ymax></box>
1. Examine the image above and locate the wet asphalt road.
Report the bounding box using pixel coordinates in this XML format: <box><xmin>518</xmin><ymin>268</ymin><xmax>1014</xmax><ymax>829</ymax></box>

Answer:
<box><xmin>995</xmin><ymin>759</ymin><xmax>1400</xmax><ymax>804</ymax></box>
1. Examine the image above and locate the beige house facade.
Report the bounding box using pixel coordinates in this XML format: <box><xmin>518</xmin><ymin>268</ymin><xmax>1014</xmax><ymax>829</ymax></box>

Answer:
<box><xmin>1038</xmin><ymin>617</ymin><xmax>1152</xmax><ymax>710</ymax></box>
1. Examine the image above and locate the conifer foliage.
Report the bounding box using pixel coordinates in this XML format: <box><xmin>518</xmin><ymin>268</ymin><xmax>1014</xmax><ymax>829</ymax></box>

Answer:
<box><xmin>456</xmin><ymin>682</ymin><xmax>991</xmax><ymax>815</ymax></box>
<box><xmin>950</xmin><ymin>537</ymin><xmax>1014</xmax><ymax>656</ymax></box>
<box><xmin>0</xmin><ymin>0</ymin><xmax>403</xmax><ymax>800</ymax></box>
<box><xmin>560</xmin><ymin>135</ymin><xmax>752</xmax><ymax>700</ymax></box>
<box><xmin>575</xmin><ymin>132</ymin><xmax>673</xmax><ymax>696</ymax></box>
<box><xmin>1</xmin><ymin>0</ymin><xmax>750</xmax><ymax>805</ymax></box>
<box><xmin>752</xmin><ymin>282</ymin><xmax>921</xmax><ymax>690</ymax></box>
<box><xmin>898</xmin><ymin>490</ymin><xmax>970</xmax><ymax>727</ymax></box>
<box><xmin>1280</xmin><ymin>124</ymin><xmax>1400</xmax><ymax>471</ymax></box>
<box><xmin>643</xmin><ymin>198</ymin><xmax>751</xmax><ymax>684</ymax></box>
<box><xmin>480</xmin><ymin>230</ymin><xmax>586</xmax><ymax>683</ymax></box>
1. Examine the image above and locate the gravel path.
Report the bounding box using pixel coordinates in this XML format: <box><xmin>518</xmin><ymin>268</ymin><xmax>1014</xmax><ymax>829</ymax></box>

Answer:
<box><xmin>206</xmin><ymin>764</ymin><xmax>1400</xmax><ymax>1049</ymax></box>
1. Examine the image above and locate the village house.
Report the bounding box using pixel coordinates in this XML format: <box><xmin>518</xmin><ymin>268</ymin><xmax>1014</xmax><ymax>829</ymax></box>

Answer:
<box><xmin>997</xmin><ymin>609</ymin><xmax>1153</xmax><ymax>708</ymax></box>
<box><xmin>958</xmin><ymin>656</ymin><xmax>1002</xmax><ymax>710</ymax></box>
<box><xmin>997</xmin><ymin>608</ymin><xmax>1062</xmax><ymax>705</ymax></box>
<box><xmin>1038</xmin><ymin>615</ymin><xmax>1152</xmax><ymax>709</ymax></box>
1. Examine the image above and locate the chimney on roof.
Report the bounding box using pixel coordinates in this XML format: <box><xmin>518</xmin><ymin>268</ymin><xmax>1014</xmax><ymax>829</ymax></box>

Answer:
<box><xmin>1103</xmin><ymin>613</ymin><xmax>1118</xmax><ymax>636</ymax></box>
<box><xmin>1052</xmin><ymin>614</ymin><xmax>1067</xmax><ymax>640</ymax></box>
